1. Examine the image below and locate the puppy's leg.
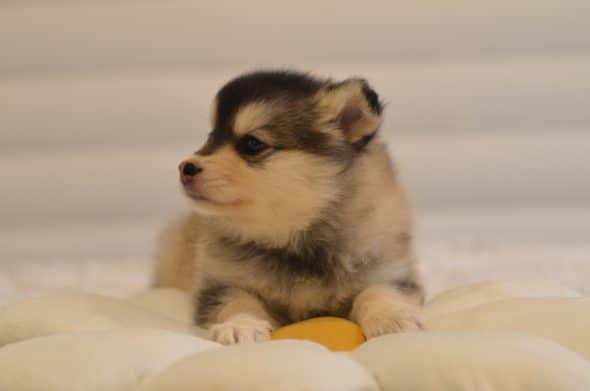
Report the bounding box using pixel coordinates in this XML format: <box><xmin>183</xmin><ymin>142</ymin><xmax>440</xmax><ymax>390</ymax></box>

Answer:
<box><xmin>349</xmin><ymin>284</ymin><xmax>423</xmax><ymax>339</ymax></box>
<box><xmin>197</xmin><ymin>285</ymin><xmax>277</xmax><ymax>345</ymax></box>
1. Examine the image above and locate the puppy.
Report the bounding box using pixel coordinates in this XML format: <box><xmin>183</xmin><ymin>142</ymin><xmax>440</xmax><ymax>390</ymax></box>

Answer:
<box><xmin>154</xmin><ymin>70</ymin><xmax>424</xmax><ymax>344</ymax></box>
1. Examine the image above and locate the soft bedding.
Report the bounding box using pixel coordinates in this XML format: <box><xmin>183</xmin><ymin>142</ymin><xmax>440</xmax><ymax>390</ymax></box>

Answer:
<box><xmin>1</xmin><ymin>281</ymin><xmax>589</xmax><ymax>391</ymax></box>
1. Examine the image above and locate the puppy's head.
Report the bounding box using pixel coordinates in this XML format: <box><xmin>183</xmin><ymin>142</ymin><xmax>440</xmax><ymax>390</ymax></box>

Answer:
<box><xmin>179</xmin><ymin>70</ymin><xmax>383</xmax><ymax>243</ymax></box>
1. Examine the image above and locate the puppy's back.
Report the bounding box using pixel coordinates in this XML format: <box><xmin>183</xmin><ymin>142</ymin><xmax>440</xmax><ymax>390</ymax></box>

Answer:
<box><xmin>153</xmin><ymin>213</ymin><xmax>203</xmax><ymax>292</ymax></box>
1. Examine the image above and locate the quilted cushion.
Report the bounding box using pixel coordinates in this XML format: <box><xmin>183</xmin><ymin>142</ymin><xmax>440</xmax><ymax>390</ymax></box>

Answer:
<box><xmin>139</xmin><ymin>340</ymin><xmax>379</xmax><ymax>391</ymax></box>
<box><xmin>0</xmin><ymin>281</ymin><xmax>589</xmax><ymax>391</ymax></box>
<box><xmin>423</xmin><ymin>280</ymin><xmax>581</xmax><ymax>318</ymax></box>
<box><xmin>426</xmin><ymin>297</ymin><xmax>590</xmax><ymax>358</ymax></box>
<box><xmin>0</xmin><ymin>293</ymin><xmax>205</xmax><ymax>347</ymax></box>
<box><xmin>0</xmin><ymin>329</ymin><xmax>217</xmax><ymax>391</ymax></box>
<box><xmin>353</xmin><ymin>332</ymin><xmax>590</xmax><ymax>391</ymax></box>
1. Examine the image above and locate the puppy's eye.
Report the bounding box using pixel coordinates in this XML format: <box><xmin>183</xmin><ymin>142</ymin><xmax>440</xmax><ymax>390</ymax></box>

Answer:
<box><xmin>237</xmin><ymin>135</ymin><xmax>268</xmax><ymax>156</ymax></box>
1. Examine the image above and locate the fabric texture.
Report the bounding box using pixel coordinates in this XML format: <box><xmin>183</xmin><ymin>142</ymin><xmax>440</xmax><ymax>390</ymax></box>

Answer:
<box><xmin>0</xmin><ymin>281</ymin><xmax>589</xmax><ymax>391</ymax></box>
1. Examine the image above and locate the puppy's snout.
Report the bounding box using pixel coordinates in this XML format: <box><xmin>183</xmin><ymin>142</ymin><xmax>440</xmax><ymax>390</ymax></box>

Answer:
<box><xmin>179</xmin><ymin>161</ymin><xmax>202</xmax><ymax>184</ymax></box>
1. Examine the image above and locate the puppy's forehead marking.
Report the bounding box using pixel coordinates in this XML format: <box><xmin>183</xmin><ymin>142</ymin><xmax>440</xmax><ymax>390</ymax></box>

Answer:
<box><xmin>214</xmin><ymin>71</ymin><xmax>324</xmax><ymax>132</ymax></box>
<box><xmin>233</xmin><ymin>101</ymin><xmax>275</xmax><ymax>136</ymax></box>
<box><xmin>203</xmin><ymin>71</ymin><xmax>373</xmax><ymax>161</ymax></box>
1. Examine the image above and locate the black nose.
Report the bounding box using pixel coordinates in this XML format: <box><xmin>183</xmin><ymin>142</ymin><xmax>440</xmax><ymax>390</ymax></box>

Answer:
<box><xmin>179</xmin><ymin>161</ymin><xmax>202</xmax><ymax>183</ymax></box>
<box><xmin>182</xmin><ymin>162</ymin><xmax>200</xmax><ymax>176</ymax></box>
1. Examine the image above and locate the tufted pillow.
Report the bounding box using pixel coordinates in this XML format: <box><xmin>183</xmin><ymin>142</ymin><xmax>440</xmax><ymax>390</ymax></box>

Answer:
<box><xmin>353</xmin><ymin>332</ymin><xmax>590</xmax><ymax>391</ymax></box>
<box><xmin>0</xmin><ymin>293</ymin><xmax>206</xmax><ymax>347</ymax></box>
<box><xmin>0</xmin><ymin>329</ymin><xmax>218</xmax><ymax>391</ymax></box>
<box><xmin>138</xmin><ymin>340</ymin><xmax>379</xmax><ymax>391</ymax></box>
<box><xmin>426</xmin><ymin>297</ymin><xmax>590</xmax><ymax>359</ymax></box>
<box><xmin>1</xmin><ymin>282</ymin><xmax>589</xmax><ymax>391</ymax></box>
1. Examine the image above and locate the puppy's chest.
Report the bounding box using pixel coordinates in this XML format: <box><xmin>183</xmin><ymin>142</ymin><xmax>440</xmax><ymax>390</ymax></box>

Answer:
<box><xmin>206</xmin><ymin>239</ymin><xmax>373</xmax><ymax>321</ymax></box>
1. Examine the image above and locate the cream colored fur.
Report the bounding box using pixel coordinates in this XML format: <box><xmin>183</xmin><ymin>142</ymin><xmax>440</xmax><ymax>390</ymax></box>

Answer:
<box><xmin>154</xmin><ymin>74</ymin><xmax>423</xmax><ymax>344</ymax></box>
<box><xmin>155</xmin><ymin>140</ymin><xmax>422</xmax><ymax>342</ymax></box>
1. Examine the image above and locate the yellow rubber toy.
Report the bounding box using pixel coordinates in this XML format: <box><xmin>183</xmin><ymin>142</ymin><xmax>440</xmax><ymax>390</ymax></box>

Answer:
<box><xmin>271</xmin><ymin>317</ymin><xmax>366</xmax><ymax>351</ymax></box>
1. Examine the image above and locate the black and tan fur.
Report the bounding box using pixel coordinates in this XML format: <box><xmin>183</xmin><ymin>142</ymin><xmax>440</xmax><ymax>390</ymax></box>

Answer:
<box><xmin>154</xmin><ymin>70</ymin><xmax>424</xmax><ymax>344</ymax></box>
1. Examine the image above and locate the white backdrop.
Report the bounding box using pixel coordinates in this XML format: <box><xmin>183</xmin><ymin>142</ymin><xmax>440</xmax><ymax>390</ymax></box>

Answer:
<box><xmin>1</xmin><ymin>0</ymin><xmax>589</xmax><ymax>263</ymax></box>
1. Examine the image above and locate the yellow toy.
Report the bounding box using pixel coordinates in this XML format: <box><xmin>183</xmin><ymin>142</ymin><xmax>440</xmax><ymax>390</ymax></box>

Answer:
<box><xmin>271</xmin><ymin>317</ymin><xmax>366</xmax><ymax>351</ymax></box>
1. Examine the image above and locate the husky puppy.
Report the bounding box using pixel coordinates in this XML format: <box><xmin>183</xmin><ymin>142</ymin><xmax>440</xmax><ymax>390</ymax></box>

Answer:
<box><xmin>154</xmin><ymin>70</ymin><xmax>424</xmax><ymax>344</ymax></box>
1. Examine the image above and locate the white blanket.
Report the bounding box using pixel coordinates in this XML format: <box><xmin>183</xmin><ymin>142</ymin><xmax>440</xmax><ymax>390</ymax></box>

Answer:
<box><xmin>1</xmin><ymin>281</ymin><xmax>589</xmax><ymax>391</ymax></box>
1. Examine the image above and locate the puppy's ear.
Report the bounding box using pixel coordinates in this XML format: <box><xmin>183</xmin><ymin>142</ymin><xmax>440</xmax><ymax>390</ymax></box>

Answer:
<box><xmin>316</xmin><ymin>78</ymin><xmax>383</xmax><ymax>145</ymax></box>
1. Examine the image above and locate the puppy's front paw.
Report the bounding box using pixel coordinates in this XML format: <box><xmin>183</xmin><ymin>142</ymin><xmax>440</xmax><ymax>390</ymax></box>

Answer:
<box><xmin>209</xmin><ymin>314</ymin><xmax>273</xmax><ymax>345</ymax></box>
<box><xmin>359</xmin><ymin>307</ymin><xmax>423</xmax><ymax>339</ymax></box>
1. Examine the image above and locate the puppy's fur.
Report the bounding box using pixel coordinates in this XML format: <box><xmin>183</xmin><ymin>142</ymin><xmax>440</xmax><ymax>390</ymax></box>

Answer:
<box><xmin>154</xmin><ymin>71</ymin><xmax>424</xmax><ymax>344</ymax></box>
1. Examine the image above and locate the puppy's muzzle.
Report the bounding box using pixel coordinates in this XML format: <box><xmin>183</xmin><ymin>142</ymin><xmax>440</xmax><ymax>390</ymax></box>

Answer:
<box><xmin>179</xmin><ymin>161</ymin><xmax>203</xmax><ymax>185</ymax></box>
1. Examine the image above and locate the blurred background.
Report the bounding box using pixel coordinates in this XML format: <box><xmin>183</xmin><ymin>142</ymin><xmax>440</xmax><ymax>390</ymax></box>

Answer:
<box><xmin>1</xmin><ymin>0</ymin><xmax>589</xmax><ymax>302</ymax></box>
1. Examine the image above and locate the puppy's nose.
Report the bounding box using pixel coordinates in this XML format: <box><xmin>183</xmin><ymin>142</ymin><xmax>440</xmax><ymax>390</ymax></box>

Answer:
<box><xmin>179</xmin><ymin>161</ymin><xmax>202</xmax><ymax>184</ymax></box>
